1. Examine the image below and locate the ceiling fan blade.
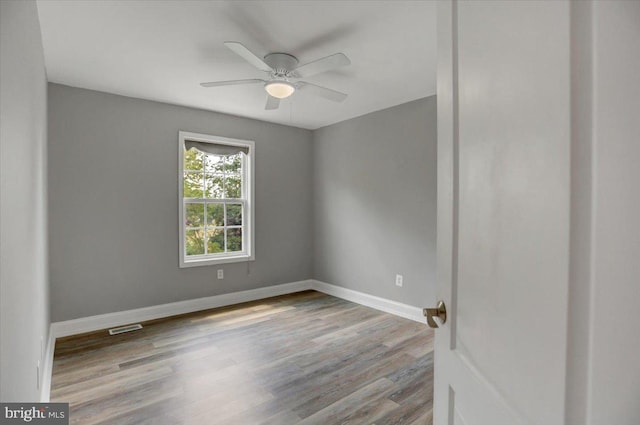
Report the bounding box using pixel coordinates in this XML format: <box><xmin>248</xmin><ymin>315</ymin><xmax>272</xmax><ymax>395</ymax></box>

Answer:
<box><xmin>200</xmin><ymin>79</ymin><xmax>264</xmax><ymax>88</ymax></box>
<box><xmin>297</xmin><ymin>82</ymin><xmax>348</xmax><ymax>102</ymax></box>
<box><xmin>294</xmin><ymin>53</ymin><xmax>350</xmax><ymax>78</ymax></box>
<box><xmin>224</xmin><ymin>41</ymin><xmax>273</xmax><ymax>73</ymax></box>
<box><xmin>265</xmin><ymin>95</ymin><xmax>280</xmax><ymax>110</ymax></box>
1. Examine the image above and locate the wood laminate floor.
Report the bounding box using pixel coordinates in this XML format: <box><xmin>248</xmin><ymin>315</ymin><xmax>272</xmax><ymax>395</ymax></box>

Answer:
<box><xmin>51</xmin><ymin>291</ymin><xmax>434</xmax><ymax>425</ymax></box>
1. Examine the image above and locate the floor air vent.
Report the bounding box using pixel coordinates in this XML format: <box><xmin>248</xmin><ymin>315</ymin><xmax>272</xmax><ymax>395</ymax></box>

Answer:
<box><xmin>108</xmin><ymin>324</ymin><xmax>143</xmax><ymax>335</ymax></box>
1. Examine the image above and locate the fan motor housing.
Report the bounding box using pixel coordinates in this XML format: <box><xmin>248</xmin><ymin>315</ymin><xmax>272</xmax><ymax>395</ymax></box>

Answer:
<box><xmin>264</xmin><ymin>53</ymin><xmax>299</xmax><ymax>75</ymax></box>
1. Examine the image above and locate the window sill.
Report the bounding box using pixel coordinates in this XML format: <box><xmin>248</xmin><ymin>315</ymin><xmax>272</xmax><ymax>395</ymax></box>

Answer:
<box><xmin>180</xmin><ymin>254</ymin><xmax>254</xmax><ymax>268</ymax></box>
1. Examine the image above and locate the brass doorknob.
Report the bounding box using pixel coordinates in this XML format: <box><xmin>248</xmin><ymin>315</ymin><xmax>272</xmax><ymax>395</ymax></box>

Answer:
<box><xmin>423</xmin><ymin>300</ymin><xmax>447</xmax><ymax>328</ymax></box>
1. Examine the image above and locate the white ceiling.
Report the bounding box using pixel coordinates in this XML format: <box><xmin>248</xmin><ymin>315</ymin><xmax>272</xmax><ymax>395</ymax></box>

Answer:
<box><xmin>36</xmin><ymin>1</ymin><xmax>436</xmax><ymax>130</ymax></box>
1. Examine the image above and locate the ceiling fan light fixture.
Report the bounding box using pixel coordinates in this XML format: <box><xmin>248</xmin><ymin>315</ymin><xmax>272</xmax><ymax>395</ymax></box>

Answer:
<box><xmin>265</xmin><ymin>81</ymin><xmax>295</xmax><ymax>99</ymax></box>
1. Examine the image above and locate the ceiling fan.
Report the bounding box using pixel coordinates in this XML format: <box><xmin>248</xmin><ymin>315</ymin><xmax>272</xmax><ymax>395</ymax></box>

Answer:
<box><xmin>200</xmin><ymin>42</ymin><xmax>351</xmax><ymax>110</ymax></box>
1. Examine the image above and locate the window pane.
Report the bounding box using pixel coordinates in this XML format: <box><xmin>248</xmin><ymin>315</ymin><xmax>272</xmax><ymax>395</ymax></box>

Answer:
<box><xmin>206</xmin><ymin>174</ymin><xmax>224</xmax><ymax>199</ymax></box>
<box><xmin>207</xmin><ymin>228</ymin><xmax>224</xmax><ymax>254</ymax></box>
<box><xmin>205</xmin><ymin>154</ymin><xmax>224</xmax><ymax>173</ymax></box>
<box><xmin>227</xmin><ymin>228</ymin><xmax>242</xmax><ymax>252</ymax></box>
<box><xmin>225</xmin><ymin>175</ymin><xmax>241</xmax><ymax>198</ymax></box>
<box><xmin>183</xmin><ymin>172</ymin><xmax>204</xmax><ymax>198</ymax></box>
<box><xmin>226</xmin><ymin>204</ymin><xmax>242</xmax><ymax>226</ymax></box>
<box><xmin>184</xmin><ymin>148</ymin><xmax>203</xmax><ymax>171</ymax></box>
<box><xmin>224</xmin><ymin>154</ymin><xmax>242</xmax><ymax>174</ymax></box>
<box><xmin>185</xmin><ymin>229</ymin><xmax>205</xmax><ymax>256</ymax></box>
<box><xmin>185</xmin><ymin>203</ymin><xmax>204</xmax><ymax>228</ymax></box>
<box><xmin>206</xmin><ymin>203</ymin><xmax>224</xmax><ymax>227</ymax></box>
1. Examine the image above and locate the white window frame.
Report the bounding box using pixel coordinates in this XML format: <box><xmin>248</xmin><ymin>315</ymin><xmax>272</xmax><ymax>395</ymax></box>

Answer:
<box><xmin>178</xmin><ymin>131</ymin><xmax>255</xmax><ymax>268</ymax></box>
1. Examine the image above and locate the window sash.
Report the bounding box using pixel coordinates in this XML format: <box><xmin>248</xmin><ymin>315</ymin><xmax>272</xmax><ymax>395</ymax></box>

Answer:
<box><xmin>183</xmin><ymin>151</ymin><xmax>245</xmax><ymax>200</ymax></box>
<box><xmin>183</xmin><ymin>199</ymin><xmax>246</xmax><ymax>256</ymax></box>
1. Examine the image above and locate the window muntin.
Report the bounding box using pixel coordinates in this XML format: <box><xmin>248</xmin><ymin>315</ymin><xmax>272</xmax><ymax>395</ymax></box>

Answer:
<box><xmin>179</xmin><ymin>132</ymin><xmax>254</xmax><ymax>267</ymax></box>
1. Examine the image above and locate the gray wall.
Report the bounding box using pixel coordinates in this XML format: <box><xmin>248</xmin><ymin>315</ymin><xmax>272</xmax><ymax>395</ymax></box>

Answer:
<box><xmin>313</xmin><ymin>97</ymin><xmax>437</xmax><ymax>307</ymax></box>
<box><xmin>48</xmin><ymin>84</ymin><xmax>313</xmax><ymax>322</ymax></box>
<box><xmin>0</xmin><ymin>0</ymin><xmax>50</xmax><ymax>401</ymax></box>
<box><xmin>584</xmin><ymin>2</ymin><xmax>640</xmax><ymax>423</ymax></box>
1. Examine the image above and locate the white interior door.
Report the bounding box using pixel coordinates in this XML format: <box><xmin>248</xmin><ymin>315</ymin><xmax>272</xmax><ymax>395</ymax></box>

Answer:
<box><xmin>433</xmin><ymin>1</ymin><xmax>571</xmax><ymax>424</ymax></box>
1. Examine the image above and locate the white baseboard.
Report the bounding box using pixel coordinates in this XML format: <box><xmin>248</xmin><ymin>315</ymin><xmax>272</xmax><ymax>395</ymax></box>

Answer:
<box><xmin>50</xmin><ymin>280</ymin><xmax>313</xmax><ymax>339</ymax></box>
<box><xmin>50</xmin><ymin>279</ymin><xmax>425</xmax><ymax>339</ymax></box>
<box><xmin>311</xmin><ymin>280</ymin><xmax>425</xmax><ymax>323</ymax></box>
<box><xmin>42</xmin><ymin>278</ymin><xmax>423</xmax><ymax>402</ymax></box>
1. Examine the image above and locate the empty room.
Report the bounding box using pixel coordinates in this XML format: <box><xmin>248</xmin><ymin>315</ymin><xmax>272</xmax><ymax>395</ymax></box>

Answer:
<box><xmin>1</xmin><ymin>1</ymin><xmax>639</xmax><ymax>425</ymax></box>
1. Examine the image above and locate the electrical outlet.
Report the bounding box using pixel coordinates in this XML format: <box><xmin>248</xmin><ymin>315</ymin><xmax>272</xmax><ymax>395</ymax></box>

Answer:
<box><xmin>395</xmin><ymin>274</ymin><xmax>403</xmax><ymax>287</ymax></box>
<box><xmin>217</xmin><ymin>269</ymin><xmax>224</xmax><ymax>280</ymax></box>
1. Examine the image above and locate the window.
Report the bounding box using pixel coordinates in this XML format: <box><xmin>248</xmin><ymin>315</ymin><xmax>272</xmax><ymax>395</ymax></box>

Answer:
<box><xmin>179</xmin><ymin>131</ymin><xmax>254</xmax><ymax>267</ymax></box>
